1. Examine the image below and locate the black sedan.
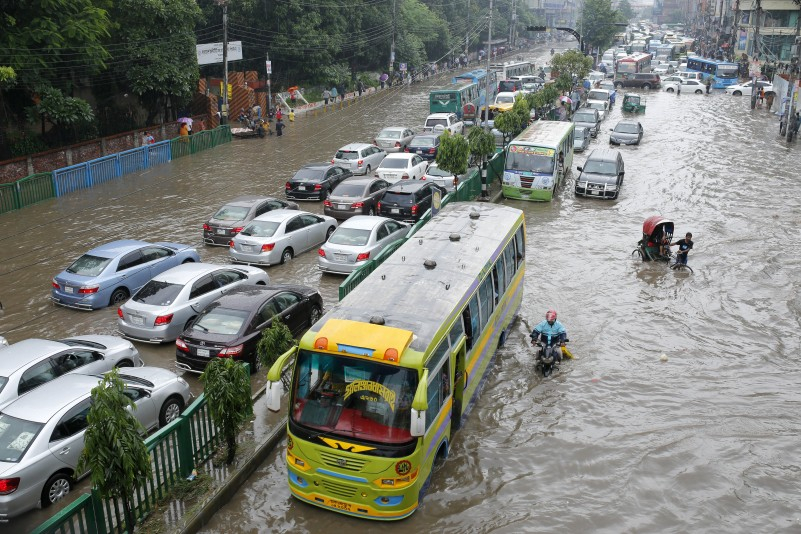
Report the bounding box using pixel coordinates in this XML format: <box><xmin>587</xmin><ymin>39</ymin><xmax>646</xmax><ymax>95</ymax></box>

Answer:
<box><xmin>175</xmin><ymin>285</ymin><xmax>323</xmax><ymax>374</ymax></box>
<box><xmin>324</xmin><ymin>176</ymin><xmax>390</xmax><ymax>220</ymax></box>
<box><xmin>405</xmin><ymin>134</ymin><xmax>441</xmax><ymax>160</ymax></box>
<box><xmin>285</xmin><ymin>163</ymin><xmax>352</xmax><ymax>201</ymax></box>
<box><xmin>609</xmin><ymin>119</ymin><xmax>644</xmax><ymax>146</ymax></box>
<box><xmin>203</xmin><ymin>196</ymin><xmax>298</xmax><ymax>246</ymax></box>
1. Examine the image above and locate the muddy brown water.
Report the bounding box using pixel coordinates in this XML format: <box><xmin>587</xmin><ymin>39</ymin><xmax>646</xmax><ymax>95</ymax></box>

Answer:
<box><xmin>4</xmin><ymin>44</ymin><xmax>801</xmax><ymax>533</ymax></box>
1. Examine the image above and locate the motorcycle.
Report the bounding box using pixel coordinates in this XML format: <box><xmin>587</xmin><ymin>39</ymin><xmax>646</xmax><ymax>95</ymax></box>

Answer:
<box><xmin>532</xmin><ymin>338</ymin><xmax>569</xmax><ymax>378</ymax></box>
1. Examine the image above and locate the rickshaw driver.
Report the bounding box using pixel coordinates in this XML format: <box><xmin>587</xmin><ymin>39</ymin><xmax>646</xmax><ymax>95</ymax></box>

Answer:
<box><xmin>530</xmin><ymin>310</ymin><xmax>567</xmax><ymax>365</ymax></box>
<box><xmin>671</xmin><ymin>232</ymin><xmax>694</xmax><ymax>265</ymax></box>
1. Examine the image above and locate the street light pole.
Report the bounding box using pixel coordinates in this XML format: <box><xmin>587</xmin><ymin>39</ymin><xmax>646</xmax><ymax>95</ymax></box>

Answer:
<box><xmin>466</xmin><ymin>0</ymin><xmax>471</xmax><ymax>58</ymax></box>
<box><xmin>485</xmin><ymin>0</ymin><xmax>494</xmax><ymax>134</ymax></box>
<box><xmin>751</xmin><ymin>0</ymin><xmax>762</xmax><ymax>109</ymax></box>
<box><xmin>218</xmin><ymin>0</ymin><xmax>229</xmax><ymax>124</ymax></box>
<box><xmin>390</xmin><ymin>0</ymin><xmax>396</xmax><ymax>82</ymax></box>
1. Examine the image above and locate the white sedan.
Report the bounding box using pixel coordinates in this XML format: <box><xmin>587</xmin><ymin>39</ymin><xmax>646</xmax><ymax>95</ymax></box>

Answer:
<box><xmin>725</xmin><ymin>80</ymin><xmax>775</xmax><ymax>97</ymax></box>
<box><xmin>374</xmin><ymin>153</ymin><xmax>429</xmax><ymax>184</ymax></box>
<box><xmin>663</xmin><ymin>79</ymin><xmax>706</xmax><ymax>94</ymax></box>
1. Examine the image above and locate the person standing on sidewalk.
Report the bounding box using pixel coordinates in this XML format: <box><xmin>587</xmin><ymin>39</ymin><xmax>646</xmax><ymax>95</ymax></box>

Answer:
<box><xmin>323</xmin><ymin>88</ymin><xmax>330</xmax><ymax>105</ymax></box>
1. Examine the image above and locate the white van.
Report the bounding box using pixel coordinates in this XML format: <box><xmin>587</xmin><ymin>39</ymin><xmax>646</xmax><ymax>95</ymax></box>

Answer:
<box><xmin>677</xmin><ymin>71</ymin><xmax>702</xmax><ymax>81</ymax></box>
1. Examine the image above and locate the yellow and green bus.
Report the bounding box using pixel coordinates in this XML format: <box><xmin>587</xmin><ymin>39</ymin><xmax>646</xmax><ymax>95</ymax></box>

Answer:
<box><xmin>265</xmin><ymin>202</ymin><xmax>525</xmax><ymax>520</ymax></box>
<box><xmin>502</xmin><ymin>121</ymin><xmax>574</xmax><ymax>202</ymax></box>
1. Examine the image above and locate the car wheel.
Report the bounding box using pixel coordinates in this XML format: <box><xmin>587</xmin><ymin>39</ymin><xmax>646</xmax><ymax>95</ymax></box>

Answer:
<box><xmin>159</xmin><ymin>396</ymin><xmax>184</xmax><ymax>427</ymax></box>
<box><xmin>182</xmin><ymin>258</ymin><xmax>195</xmax><ymax>264</ymax></box>
<box><xmin>695</xmin><ymin>89</ymin><xmax>703</xmax><ymax>94</ymax></box>
<box><xmin>281</xmin><ymin>248</ymin><xmax>294</xmax><ymax>264</ymax></box>
<box><xmin>615</xmin><ymin>82</ymin><xmax>624</xmax><ymax>89</ymax></box>
<box><xmin>109</xmin><ymin>288</ymin><xmax>129</xmax><ymax>306</ymax></box>
<box><xmin>642</xmin><ymin>83</ymin><xmax>651</xmax><ymax>90</ymax></box>
<box><xmin>365</xmin><ymin>165</ymin><xmax>371</xmax><ymax>175</ymax></box>
<box><xmin>326</xmin><ymin>226</ymin><xmax>336</xmax><ymax>240</ymax></box>
<box><xmin>733</xmin><ymin>90</ymin><xmax>742</xmax><ymax>96</ymax></box>
<box><xmin>666</xmin><ymin>87</ymin><xmax>674</xmax><ymax>93</ymax></box>
<box><xmin>42</xmin><ymin>473</ymin><xmax>72</xmax><ymax>507</ymax></box>
<box><xmin>115</xmin><ymin>359</ymin><xmax>134</xmax><ymax>368</ymax></box>
<box><xmin>310</xmin><ymin>305</ymin><xmax>322</xmax><ymax>327</ymax></box>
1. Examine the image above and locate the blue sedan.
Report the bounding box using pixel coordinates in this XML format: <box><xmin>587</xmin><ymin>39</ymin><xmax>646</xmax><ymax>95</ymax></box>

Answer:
<box><xmin>52</xmin><ymin>240</ymin><xmax>201</xmax><ymax>310</ymax></box>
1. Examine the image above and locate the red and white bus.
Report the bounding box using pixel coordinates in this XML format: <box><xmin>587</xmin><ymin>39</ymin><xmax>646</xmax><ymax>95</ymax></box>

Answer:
<box><xmin>616</xmin><ymin>53</ymin><xmax>652</xmax><ymax>75</ymax></box>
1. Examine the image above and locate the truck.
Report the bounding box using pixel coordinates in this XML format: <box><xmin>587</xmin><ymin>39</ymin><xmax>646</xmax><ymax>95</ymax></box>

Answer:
<box><xmin>422</xmin><ymin>112</ymin><xmax>464</xmax><ymax>135</ymax></box>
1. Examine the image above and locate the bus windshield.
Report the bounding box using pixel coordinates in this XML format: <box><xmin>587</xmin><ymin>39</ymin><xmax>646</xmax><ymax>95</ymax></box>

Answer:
<box><xmin>716</xmin><ymin>65</ymin><xmax>738</xmax><ymax>78</ymax></box>
<box><xmin>290</xmin><ymin>350</ymin><xmax>418</xmax><ymax>445</ymax></box>
<box><xmin>506</xmin><ymin>149</ymin><xmax>554</xmax><ymax>174</ymax></box>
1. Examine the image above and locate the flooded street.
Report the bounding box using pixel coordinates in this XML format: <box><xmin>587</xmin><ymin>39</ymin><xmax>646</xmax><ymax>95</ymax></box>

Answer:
<box><xmin>3</xmin><ymin>43</ymin><xmax>801</xmax><ymax>532</ymax></box>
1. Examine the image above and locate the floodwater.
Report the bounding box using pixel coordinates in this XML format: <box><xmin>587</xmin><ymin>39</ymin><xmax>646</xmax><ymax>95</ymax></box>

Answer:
<box><xmin>4</xmin><ymin>42</ymin><xmax>801</xmax><ymax>533</ymax></box>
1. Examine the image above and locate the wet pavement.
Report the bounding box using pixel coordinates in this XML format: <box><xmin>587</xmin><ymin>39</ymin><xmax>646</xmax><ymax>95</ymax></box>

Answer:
<box><xmin>4</xmin><ymin>42</ymin><xmax>801</xmax><ymax>533</ymax></box>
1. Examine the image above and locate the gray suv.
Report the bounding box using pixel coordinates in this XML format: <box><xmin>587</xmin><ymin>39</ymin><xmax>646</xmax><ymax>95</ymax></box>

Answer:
<box><xmin>613</xmin><ymin>72</ymin><xmax>661</xmax><ymax>89</ymax></box>
<box><xmin>575</xmin><ymin>149</ymin><xmax>625</xmax><ymax>199</ymax></box>
<box><xmin>573</xmin><ymin>108</ymin><xmax>601</xmax><ymax>137</ymax></box>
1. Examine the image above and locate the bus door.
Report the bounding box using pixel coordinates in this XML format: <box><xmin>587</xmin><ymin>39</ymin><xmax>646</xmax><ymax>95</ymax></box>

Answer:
<box><xmin>447</xmin><ymin>321</ymin><xmax>467</xmax><ymax>432</ymax></box>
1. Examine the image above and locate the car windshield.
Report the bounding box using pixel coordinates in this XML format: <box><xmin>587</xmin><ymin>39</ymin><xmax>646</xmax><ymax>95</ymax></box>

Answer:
<box><xmin>293</xmin><ymin>168</ymin><xmax>324</xmax><ymax>181</ymax></box>
<box><xmin>583</xmin><ymin>160</ymin><xmax>619</xmax><ymax>175</ymax></box>
<box><xmin>239</xmin><ymin>221</ymin><xmax>279</xmax><ymax>237</ymax></box>
<box><xmin>411</xmin><ymin>136</ymin><xmax>436</xmax><ymax>147</ymax></box>
<box><xmin>332</xmin><ymin>183</ymin><xmax>366</xmax><ymax>197</ymax></box>
<box><xmin>506</xmin><ymin>151</ymin><xmax>555</xmax><ymax>174</ymax></box>
<box><xmin>0</xmin><ymin>413</ymin><xmax>44</xmax><ymax>463</ymax></box>
<box><xmin>382</xmin><ymin>191</ymin><xmax>414</xmax><ymax>206</ymax></box>
<box><xmin>334</xmin><ymin>150</ymin><xmax>358</xmax><ymax>160</ymax></box>
<box><xmin>191</xmin><ymin>307</ymin><xmax>249</xmax><ymax>335</ymax></box>
<box><xmin>66</xmin><ymin>254</ymin><xmax>112</xmax><ymax>276</ymax></box>
<box><xmin>378</xmin><ymin>129</ymin><xmax>401</xmax><ymax>139</ymax></box>
<box><xmin>328</xmin><ymin>228</ymin><xmax>371</xmax><ymax>246</ymax></box>
<box><xmin>212</xmin><ymin>205</ymin><xmax>250</xmax><ymax>221</ymax></box>
<box><xmin>133</xmin><ymin>280</ymin><xmax>184</xmax><ymax>305</ymax></box>
<box><xmin>0</xmin><ymin>376</ymin><xmax>6</xmax><ymax>395</ymax></box>
<box><xmin>496</xmin><ymin>95</ymin><xmax>515</xmax><ymax>104</ymax></box>
<box><xmin>574</xmin><ymin>113</ymin><xmax>596</xmax><ymax>123</ymax></box>
<box><xmin>615</xmin><ymin>123</ymin><xmax>640</xmax><ymax>134</ymax></box>
<box><xmin>379</xmin><ymin>159</ymin><xmax>409</xmax><ymax>170</ymax></box>
<box><xmin>588</xmin><ymin>102</ymin><xmax>605</xmax><ymax>111</ymax></box>
<box><xmin>290</xmin><ymin>350</ymin><xmax>418</xmax><ymax>445</ymax></box>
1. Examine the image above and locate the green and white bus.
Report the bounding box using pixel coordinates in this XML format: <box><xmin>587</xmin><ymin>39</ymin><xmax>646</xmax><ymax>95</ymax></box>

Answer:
<box><xmin>265</xmin><ymin>202</ymin><xmax>525</xmax><ymax>520</ymax></box>
<box><xmin>502</xmin><ymin>121</ymin><xmax>574</xmax><ymax>202</ymax></box>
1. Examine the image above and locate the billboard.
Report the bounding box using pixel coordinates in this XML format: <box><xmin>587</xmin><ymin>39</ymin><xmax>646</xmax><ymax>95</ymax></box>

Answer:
<box><xmin>196</xmin><ymin>41</ymin><xmax>243</xmax><ymax>66</ymax></box>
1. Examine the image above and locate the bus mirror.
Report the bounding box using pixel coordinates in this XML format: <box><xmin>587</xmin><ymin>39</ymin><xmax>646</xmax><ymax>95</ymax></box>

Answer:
<box><xmin>412</xmin><ymin>369</ymin><xmax>429</xmax><ymax>411</ymax></box>
<box><xmin>266</xmin><ymin>380</ymin><xmax>284</xmax><ymax>412</ymax></box>
<box><xmin>267</xmin><ymin>346</ymin><xmax>297</xmax><ymax>382</ymax></box>
<box><xmin>410</xmin><ymin>408</ymin><xmax>426</xmax><ymax>437</ymax></box>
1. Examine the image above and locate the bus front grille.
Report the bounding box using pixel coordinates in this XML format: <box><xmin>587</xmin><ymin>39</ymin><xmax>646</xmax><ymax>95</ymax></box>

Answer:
<box><xmin>319</xmin><ymin>451</ymin><xmax>368</xmax><ymax>472</ymax></box>
<box><xmin>520</xmin><ymin>177</ymin><xmax>534</xmax><ymax>188</ymax></box>
<box><xmin>321</xmin><ymin>479</ymin><xmax>358</xmax><ymax>498</ymax></box>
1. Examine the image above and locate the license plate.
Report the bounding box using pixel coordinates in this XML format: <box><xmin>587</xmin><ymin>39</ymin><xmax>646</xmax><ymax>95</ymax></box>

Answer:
<box><xmin>590</xmin><ymin>190</ymin><xmax>600</xmax><ymax>195</ymax></box>
<box><xmin>196</xmin><ymin>348</ymin><xmax>210</xmax><ymax>357</ymax></box>
<box><xmin>304</xmin><ymin>186</ymin><xmax>313</xmax><ymax>191</ymax></box>
<box><xmin>327</xmin><ymin>499</ymin><xmax>352</xmax><ymax>512</ymax></box>
<box><xmin>391</xmin><ymin>208</ymin><xmax>400</xmax><ymax>214</ymax></box>
<box><xmin>338</xmin><ymin>204</ymin><xmax>348</xmax><ymax>210</ymax></box>
<box><xmin>216</xmin><ymin>228</ymin><xmax>226</xmax><ymax>235</ymax></box>
<box><xmin>242</xmin><ymin>245</ymin><xmax>254</xmax><ymax>252</ymax></box>
<box><xmin>130</xmin><ymin>316</ymin><xmax>144</xmax><ymax>326</ymax></box>
<box><xmin>417</xmin><ymin>149</ymin><xmax>424</xmax><ymax>154</ymax></box>
<box><xmin>334</xmin><ymin>253</ymin><xmax>348</xmax><ymax>261</ymax></box>
<box><xmin>64</xmin><ymin>286</ymin><xmax>73</xmax><ymax>294</ymax></box>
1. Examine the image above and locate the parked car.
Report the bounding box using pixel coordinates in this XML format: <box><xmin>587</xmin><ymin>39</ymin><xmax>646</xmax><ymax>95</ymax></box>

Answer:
<box><xmin>573</xmin><ymin>126</ymin><xmax>591</xmax><ymax>152</ymax></box>
<box><xmin>117</xmin><ymin>263</ymin><xmax>270</xmax><ymax>344</ymax></box>
<box><xmin>0</xmin><ymin>370</ymin><xmax>191</xmax><ymax>519</ymax></box>
<box><xmin>229</xmin><ymin>209</ymin><xmax>337</xmax><ymax>266</ymax></box>
<box><xmin>377</xmin><ymin>181</ymin><xmax>447</xmax><ymax>223</ymax></box>
<box><xmin>374</xmin><ymin>153</ymin><xmax>429</xmax><ymax>184</ymax></box>
<box><xmin>331</xmin><ymin>143</ymin><xmax>387</xmax><ymax>176</ymax></box>
<box><xmin>373</xmin><ymin>127</ymin><xmax>415</xmax><ymax>153</ymax></box>
<box><xmin>573</xmin><ymin>108</ymin><xmax>602</xmax><ymax>138</ymax></box>
<box><xmin>421</xmin><ymin>162</ymin><xmax>464</xmax><ymax>193</ymax></box>
<box><xmin>405</xmin><ymin>134</ymin><xmax>441</xmax><ymax>160</ymax></box>
<box><xmin>664</xmin><ymin>79</ymin><xmax>705</xmax><ymax>93</ymax></box>
<box><xmin>725</xmin><ymin>80</ymin><xmax>775</xmax><ymax>97</ymax></box>
<box><xmin>52</xmin><ymin>240</ymin><xmax>200</xmax><ymax>310</ymax></box>
<box><xmin>0</xmin><ymin>336</ymin><xmax>141</xmax><ymax>405</ymax></box>
<box><xmin>575</xmin><ymin>149</ymin><xmax>626</xmax><ymax>199</ymax></box>
<box><xmin>609</xmin><ymin>119</ymin><xmax>644</xmax><ymax>145</ymax></box>
<box><xmin>175</xmin><ymin>285</ymin><xmax>323</xmax><ymax>373</ymax></box>
<box><xmin>285</xmin><ymin>163</ymin><xmax>352</xmax><ymax>201</ymax></box>
<box><xmin>323</xmin><ymin>176</ymin><xmax>390</xmax><ymax>220</ymax></box>
<box><xmin>585</xmin><ymin>99</ymin><xmax>610</xmax><ymax>120</ymax></box>
<box><xmin>203</xmin><ymin>196</ymin><xmax>298</xmax><ymax>246</ymax></box>
<box><xmin>318</xmin><ymin>216</ymin><xmax>409</xmax><ymax>275</ymax></box>
<box><xmin>613</xmin><ymin>72</ymin><xmax>661</xmax><ymax>89</ymax></box>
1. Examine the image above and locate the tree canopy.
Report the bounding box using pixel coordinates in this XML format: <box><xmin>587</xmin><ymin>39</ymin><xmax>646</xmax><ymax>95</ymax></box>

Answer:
<box><xmin>579</xmin><ymin>0</ymin><xmax>620</xmax><ymax>54</ymax></box>
<box><xmin>551</xmin><ymin>50</ymin><xmax>594</xmax><ymax>83</ymax></box>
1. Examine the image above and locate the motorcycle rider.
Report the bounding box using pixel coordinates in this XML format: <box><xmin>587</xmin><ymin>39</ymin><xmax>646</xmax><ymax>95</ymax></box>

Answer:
<box><xmin>530</xmin><ymin>310</ymin><xmax>567</xmax><ymax>367</ymax></box>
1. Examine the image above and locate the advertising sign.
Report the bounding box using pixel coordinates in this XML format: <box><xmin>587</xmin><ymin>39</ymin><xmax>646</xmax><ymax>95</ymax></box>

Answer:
<box><xmin>196</xmin><ymin>41</ymin><xmax>243</xmax><ymax>66</ymax></box>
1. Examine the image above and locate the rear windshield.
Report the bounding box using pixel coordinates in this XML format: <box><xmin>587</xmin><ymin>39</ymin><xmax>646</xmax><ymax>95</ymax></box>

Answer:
<box><xmin>614</xmin><ymin>123</ymin><xmax>640</xmax><ymax>134</ymax></box>
<box><xmin>379</xmin><ymin>159</ymin><xmax>408</xmax><ymax>170</ymax></box>
<box><xmin>411</xmin><ymin>136</ymin><xmax>436</xmax><ymax>147</ymax></box>
<box><xmin>332</xmin><ymin>183</ymin><xmax>366</xmax><ymax>197</ymax></box>
<box><xmin>66</xmin><ymin>254</ymin><xmax>112</xmax><ymax>276</ymax></box>
<box><xmin>191</xmin><ymin>308</ymin><xmax>249</xmax><ymax>335</ymax></box>
<box><xmin>583</xmin><ymin>160</ymin><xmax>618</xmax><ymax>175</ymax></box>
<box><xmin>498</xmin><ymin>81</ymin><xmax>519</xmax><ymax>92</ymax></box>
<box><xmin>426</xmin><ymin>166</ymin><xmax>452</xmax><ymax>177</ymax></box>
<box><xmin>212</xmin><ymin>205</ymin><xmax>249</xmax><ymax>221</ymax></box>
<box><xmin>425</xmin><ymin>119</ymin><xmax>447</xmax><ymax>128</ymax></box>
<box><xmin>378</xmin><ymin>129</ymin><xmax>401</xmax><ymax>139</ymax></box>
<box><xmin>134</xmin><ymin>280</ymin><xmax>183</xmax><ymax>305</ymax></box>
<box><xmin>574</xmin><ymin>112</ymin><xmax>596</xmax><ymax>122</ymax></box>
<box><xmin>0</xmin><ymin>413</ymin><xmax>43</xmax><ymax>462</ymax></box>
<box><xmin>293</xmin><ymin>168</ymin><xmax>323</xmax><ymax>181</ymax></box>
<box><xmin>496</xmin><ymin>94</ymin><xmax>515</xmax><ymax>104</ymax></box>
<box><xmin>334</xmin><ymin>150</ymin><xmax>358</xmax><ymax>160</ymax></box>
<box><xmin>328</xmin><ymin>228</ymin><xmax>371</xmax><ymax>246</ymax></box>
<box><xmin>382</xmin><ymin>192</ymin><xmax>415</xmax><ymax>206</ymax></box>
<box><xmin>240</xmin><ymin>221</ymin><xmax>279</xmax><ymax>238</ymax></box>
<box><xmin>588</xmin><ymin>91</ymin><xmax>607</xmax><ymax>100</ymax></box>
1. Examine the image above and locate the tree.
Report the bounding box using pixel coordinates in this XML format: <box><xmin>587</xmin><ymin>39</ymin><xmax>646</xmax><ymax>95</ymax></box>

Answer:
<box><xmin>27</xmin><ymin>87</ymin><xmax>95</xmax><ymax>143</ymax></box>
<box><xmin>578</xmin><ymin>0</ymin><xmax>620</xmax><ymax>55</ymax></box>
<box><xmin>494</xmin><ymin>111</ymin><xmax>521</xmax><ymax>146</ymax></box>
<box><xmin>201</xmin><ymin>357</ymin><xmax>253</xmax><ymax>464</ymax></box>
<box><xmin>551</xmin><ymin>50</ymin><xmax>594</xmax><ymax>83</ymax></box>
<box><xmin>467</xmin><ymin>127</ymin><xmax>496</xmax><ymax>167</ymax></box>
<box><xmin>617</xmin><ymin>0</ymin><xmax>635</xmax><ymax>22</ymax></box>
<box><xmin>435</xmin><ymin>130</ymin><xmax>470</xmax><ymax>177</ymax></box>
<box><xmin>77</xmin><ymin>370</ymin><xmax>151</xmax><ymax>534</ymax></box>
<box><xmin>257</xmin><ymin>317</ymin><xmax>296</xmax><ymax>372</ymax></box>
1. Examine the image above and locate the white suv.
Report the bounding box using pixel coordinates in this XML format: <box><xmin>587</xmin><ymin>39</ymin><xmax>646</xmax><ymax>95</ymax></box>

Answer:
<box><xmin>331</xmin><ymin>143</ymin><xmax>387</xmax><ymax>176</ymax></box>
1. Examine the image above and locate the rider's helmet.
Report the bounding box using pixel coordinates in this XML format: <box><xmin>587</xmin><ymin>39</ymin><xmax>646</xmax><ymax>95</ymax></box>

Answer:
<box><xmin>545</xmin><ymin>309</ymin><xmax>557</xmax><ymax>324</ymax></box>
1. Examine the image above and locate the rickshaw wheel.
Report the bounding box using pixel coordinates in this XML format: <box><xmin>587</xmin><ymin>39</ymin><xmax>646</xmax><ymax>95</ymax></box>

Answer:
<box><xmin>671</xmin><ymin>263</ymin><xmax>694</xmax><ymax>273</ymax></box>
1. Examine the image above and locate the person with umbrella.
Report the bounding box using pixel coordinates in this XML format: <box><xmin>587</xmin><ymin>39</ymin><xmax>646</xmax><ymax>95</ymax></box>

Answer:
<box><xmin>380</xmin><ymin>73</ymin><xmax>388</xmax><ymax>89</ymax></box>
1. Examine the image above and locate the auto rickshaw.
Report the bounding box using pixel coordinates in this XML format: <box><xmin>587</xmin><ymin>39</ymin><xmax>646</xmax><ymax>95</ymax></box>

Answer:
<box><xmin>622</xmin><ymin>93</ymin><xmax>646</xmax><ymax>113</ymax></box>
<box><xmin>634</xmin><ymin>216</ymin><xmax>673</xmax><ymax>262</ymax></box>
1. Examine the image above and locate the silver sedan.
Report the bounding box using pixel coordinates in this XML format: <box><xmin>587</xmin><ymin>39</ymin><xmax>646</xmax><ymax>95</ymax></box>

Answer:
<box><xmin>117</xmin><ymin>263</ymin><xmax>270</xmax><ymax>343</ymax></box>
<box><xmin>318</xmin><ymin>216</ymin><xmax>409</xmax><ymax>275</ymax></box>
<box><xmin>229</xmin><ymin>209</ymin><xmax>338</xmax><ymax>266</ymax></box>
<box><xmin>373</xmin><ymin>127</ymin><xmax>416</xmax><ymax>153</ymax></box>
<box><xmin>0</xmin><ymin>370</ymin><xmax>191</xmax><ymax>519</ymax></box>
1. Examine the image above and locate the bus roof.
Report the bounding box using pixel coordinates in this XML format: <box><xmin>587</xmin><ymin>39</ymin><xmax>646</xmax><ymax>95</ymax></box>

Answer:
<box><xmin>511</xmin><ymin>121</ymin><xmax>574</xmax><ymax>148</ymax></box>
<box><xmin>313</xmin><ymin>202</ymin><xmax>523</xmax><ymax>362</ymax></box>
<box><xmin>432</xmin><ymin>78</ymin><xmax>474</xmax><ymax>92</ymax></box>
<box><xmin>452</xmin><ymin>68</ymin><xmax>491</xmax><ymax>84</ymax></box>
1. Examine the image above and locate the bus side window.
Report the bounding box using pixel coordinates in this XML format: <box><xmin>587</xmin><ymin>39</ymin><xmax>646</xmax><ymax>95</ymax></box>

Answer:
<box><xmin>503</xmin><ymin>242</ymin><xmax>515</xmax><ymax>286</ymax></box>
<box><xmin>448</xmin><ymin>320</ymin><xmax>464</xmax><ymax>348</ymax></box>
<box><xmin>478</xmin><ymin>276</ymin><xmax>493</xmax><ymax>331</ymax></box>
<box><xmin>493</xmin><ymin>259</ymin><xmax>504</xmax><ymax>304</ymax></box>
<box><xmin>515</xmin><ymin>226</ymin><xmax>525</xmax><ymax>267</ymax></box>
<box><xmin>426</xmin><ymin>360</ymin><xmax>450</xmax><ymax>429</ymax></box>
<box><xmin>462</xmin><ymin>295</ymin><xmax>480</xmax><ymax>350</ymax></box>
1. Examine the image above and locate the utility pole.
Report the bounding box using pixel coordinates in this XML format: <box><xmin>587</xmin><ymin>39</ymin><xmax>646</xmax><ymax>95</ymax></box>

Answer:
<box><xmin>466</xmin><ymin>0</ymin><xmax>471</xmax><ymax>58</ymax></box>
<box><xmin>482</xmin><ymin>0</ymin><xmax>494</xmax><ymax>199</ymax></box>
<box><xmin>219</xmin><ymin>0</ymin><xmax>229</xmax><ymax>124</ymax></box>
<box><xmin>751</xmin><ymin>0</ymin><xmax>762</xmax><ymax>109</ymax></box>
<box><xmin>509</xmin><ymin>0</ymin><xmax>516</xmax><ymax>49</ymax></box>
<box><xmin>784</xmin><ymin>16</ymin><xmax>801</xmax><ymax>141</ymax></box>
<box><xmin>729</xmin><ymin>0</ymin><xmax>740</xmax><ymax>60</ymax></box>
<box><xmin>266</xmin><ymin>52</ymin><xmax>272</xmax><ymax>116</ymax></box>
<box><xmin>390</xmin><ymin>0</ymin><xmax>396</xmax><ymax>82</ymax></box>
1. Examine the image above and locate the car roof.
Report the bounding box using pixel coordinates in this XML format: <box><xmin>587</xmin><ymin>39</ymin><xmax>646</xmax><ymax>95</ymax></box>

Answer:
<box><xmin>338</xmin><ymin>215</ymin><xmax>397</xmax><ymax>230</ymax></box>
<box><xmin>336</xmin><ymin>143</ymin><xmax>373</xmax><ymax>151</ymax></box>
<box><xmin>149</xmin><ymin>262</ymin><xmax>228</xmax><ymax>284</ymax></box>
<box><xmin>1</xmin><ymin>374</ymin><xmax>99</xmax><ymax>423</ymax></box>
<box><xmin>386</xmin><ymin>181</ymin><xmax>428</xmax><ymax>192</ymax></box>
<box><xmin>616</xmin><ymin>119</ymin><xmax>640</xmax><ymax>126</ymax></box>
<box><xmin>426</xmin><ymin>113</ymin><xmax>452</xmax><ymax>118</ymax></box>
<box><xmin>384</xmin><ymin>153</ymin><xmax>417</xmax><ymax>160</ymax></box>
<box><xmin>221</xmin><ymin>196</ymin><xmax>277</xmax><ymax>207</ymax></box>
<box><xmin>338</xmin><ymin>176</ymin><xmax>379</xmax><ymax>186</ymax></box>
<box><xmin>378</xmin><ymin>126</ymin><xmax>407</xmax><ymax>133</ymax></box>
<box><xmin>0</xmin><ymin>339</ymin><xmax>71</xmax><ymax>375</ymax></box>
<box><xmin>300</xmin><ymin>162</ymin><xmax>334</xmax><ymax>170</ymax></box>
<box><xmin>210</xmin><ymin>284</ymin><xmax>315</xmax><ymax>310</ymax></box>
<box><xmin>86</xmin><ymin>239</ymin><xmax>150</xmax><ymax>257</ymax></box>
<box><xmin>252</xmin><ymin>209</ymin><xmax>307</xmax><ymax>223</ymax></box>
<box><xmin>586</xmin><ymin>149</ymin><xmax>622</xmax><ymax>162</ymax></box>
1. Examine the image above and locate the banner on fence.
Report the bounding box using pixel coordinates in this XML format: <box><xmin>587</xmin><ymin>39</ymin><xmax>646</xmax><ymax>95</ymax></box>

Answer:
<box><xmin>197</xmin><ymin>41</ymin><xmax>243</xmax><ymax>65</ymax></box>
